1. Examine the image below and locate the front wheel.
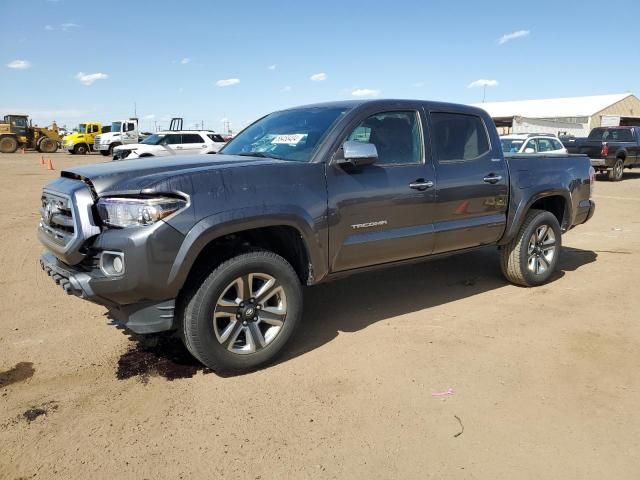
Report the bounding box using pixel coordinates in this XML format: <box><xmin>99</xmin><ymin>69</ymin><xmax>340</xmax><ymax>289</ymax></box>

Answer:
<box><xmin>0</xmin><ymin>136</ymin><xmax>19</xmax><ymax>153</ymax></box>
<box><xmin>74</xmin><ymin>143</ymin><xmax>88</xmax><ymax>155</ymax></box>
<box><xmin>181</xmin><ymin>251</ymin><xmax>302</xmax><ymax>374</ymax></box>
<box><xmin>99</xmin><ymin>150</ymin><xmax>110</xmax><ymax>156</ymax></box>
<box><xmin>608</xmin><ymin>158</ymin><xmax>624</xmax><ymax>181</ymax></box>
<box><xmin>39</xmin><ymin>138</ymin><xmax>58</xmax><ymax>153</ymax></box>
<box><xmin>500</xmin><ymin>209</ymin><xmax>562</xmax><ymax>287</ymax></box>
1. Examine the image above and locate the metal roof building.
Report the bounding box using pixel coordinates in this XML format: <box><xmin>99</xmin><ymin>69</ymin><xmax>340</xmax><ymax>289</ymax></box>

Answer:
<box><xmin>473</xmin><ymin>93</ymin><xmax>640</xmax><ymax>136</ymax></box>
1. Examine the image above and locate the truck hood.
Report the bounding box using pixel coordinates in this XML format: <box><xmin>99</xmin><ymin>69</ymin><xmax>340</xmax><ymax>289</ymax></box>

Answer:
<box><xmin>61</xmin><ymin>154</ymin><xmax>285</xmax><ymax>195</ymax></box>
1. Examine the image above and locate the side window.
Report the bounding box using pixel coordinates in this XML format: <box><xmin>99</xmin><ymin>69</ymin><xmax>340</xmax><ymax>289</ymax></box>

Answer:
<box><xmin>182</xmin><ymin>134</ymin><xmax>204</xmax><ymax>143</ymax></box>
<box><xmin>207</xmin><ymin>134</ymin><xmax>225</xmax><ymax>142</ymax></box>
<box><xmin>90</xmin><ymin>125</ymin><xmax>98</xmax><ymax>133</ymax></box>
<box><xmin>551</xmin><ymin>139</ymin><xmax>564</xmax><ymax>150</ymax></box>
<box><xmin>537</xmin><ymin>138</ymin><xmax>554</xmax><ymax>152</ymax></box>
<box><xmin>430</xmin><ymin>112</ymin><xmax>490</xmax><ymax>161</ymax></box>
<box><xmin>126</xmin><ymin>123</ymin><xmax>135</xmax><ymax>132</ymax></box>
<box><xmin>346</xmin><ymin>111</ymin><xmax>422</xmax><ymax>165</ymax></box>
<box><xmin>524</xmin><ymin>139</ymin><xmax>538</xmax><ymax>152</ymax></box>
<box><xmin>165</xmin><ymin>134</ymin><xmax>182</xmax><ymax>145</ymax></box>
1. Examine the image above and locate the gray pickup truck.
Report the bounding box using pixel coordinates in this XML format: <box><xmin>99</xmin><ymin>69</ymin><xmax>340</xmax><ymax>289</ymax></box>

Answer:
<box><xmin>38</xmin><ymin>99</ymin><xmax>596</xmax><ymax>373</ymax></box>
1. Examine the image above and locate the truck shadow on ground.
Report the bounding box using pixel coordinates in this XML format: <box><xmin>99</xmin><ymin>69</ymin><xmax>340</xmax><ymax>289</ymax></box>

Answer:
<box><xmin>280</xmin><ymin>245</ymin><xmax>597</xmax><ymax>364</ymax></box>
<box><xmin>115</xmin><ymin>246</ymin><xmax>596</xmax><ymax>380</ymax></box>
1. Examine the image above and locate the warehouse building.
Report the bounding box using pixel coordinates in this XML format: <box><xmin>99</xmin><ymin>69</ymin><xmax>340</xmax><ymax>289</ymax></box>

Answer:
<box><xmin>474</xmin><ymin>93</ymin><xmax>640</xmax><ymax>136</ymax></box>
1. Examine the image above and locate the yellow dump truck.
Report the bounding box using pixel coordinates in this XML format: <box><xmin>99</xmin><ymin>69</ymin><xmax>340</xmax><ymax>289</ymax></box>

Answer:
<box><xmin>0</xmin><ymin>114</ymin><xmax>60</xmax><ymax>153</ymax></box>
<box><xmin>62</xmin><ymin>122</ymin><xmax>108</xmax><ymax>154</ymax></box>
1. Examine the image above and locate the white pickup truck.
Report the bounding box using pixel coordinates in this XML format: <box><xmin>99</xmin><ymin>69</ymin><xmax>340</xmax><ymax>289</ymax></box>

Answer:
<box><xmin>94</xmin><ymin>118</ymin><xmax>149</xmax><ymax>156</ymax></box>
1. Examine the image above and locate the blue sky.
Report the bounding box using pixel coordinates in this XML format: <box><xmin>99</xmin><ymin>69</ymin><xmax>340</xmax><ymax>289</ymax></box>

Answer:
<box><xmin>2</xmin><ymin>0</ymin><xmax>639</xmax><ymax>132</ymax></box>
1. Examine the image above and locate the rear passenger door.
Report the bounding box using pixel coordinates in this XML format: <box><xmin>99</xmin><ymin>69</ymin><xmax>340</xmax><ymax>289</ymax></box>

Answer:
<box><xmin>179</xmin><ymin>133</ymin><xmax>208</xmax><ymax>155</ymax></box>
<box><xmin>428</xmin><ymin>110</ymin><xmax>509</xmax><ymax>254</ymax></box>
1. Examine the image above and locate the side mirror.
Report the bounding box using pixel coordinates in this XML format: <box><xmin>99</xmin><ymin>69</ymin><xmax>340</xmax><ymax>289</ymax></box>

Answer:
<box><xmin>524</xmin><ymin>147</ymin><xmax>535</xmax><ymax>153</ymax></box>
<box><xmin>338</xmin><ymin>141</ymin><xmax>378</xmax><ymax>167</ymax></box>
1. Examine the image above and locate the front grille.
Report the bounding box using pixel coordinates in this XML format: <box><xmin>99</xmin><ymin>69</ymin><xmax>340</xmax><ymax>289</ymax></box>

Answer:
<box><xmin>40</xmin><ymin>192</ymin><xmax>75</xmax><ymax>247</ymax></box>
<box><xmin>94</xmin><ymin>135</ymin><xmax>101</xmax><ymax>149</ymax></box>
<box><xmin>37</xmin><ymin>179</ymin><xmax>101</xmax><ymax>266</ymax></box>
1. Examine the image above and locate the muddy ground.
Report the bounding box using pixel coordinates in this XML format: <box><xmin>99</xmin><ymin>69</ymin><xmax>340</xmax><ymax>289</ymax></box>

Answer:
<box><xmin>1</xmin><ymin>152</ymin><xmax>639</xmax><ymax>479</ymax></box>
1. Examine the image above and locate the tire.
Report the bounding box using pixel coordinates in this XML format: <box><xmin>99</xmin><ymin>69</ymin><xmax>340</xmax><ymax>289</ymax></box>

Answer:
<box><xmin>182</xmin><ymin>251</ymin><xmax>302</xmax><ymax>374</ymax></box>
<box><xmin>99</xmin><ymin>150</ymin><xmax>110</xmax><ymax>156</ymax></box>
<box><xmin>608</xmin><ymin>157</ymin><xmax>624</xmax><ymax>181</ymax></box>
<box><xmin>0</xmin><ymin>136</ymin><xmax>19</xmax><ymax>153</ymax></box>
<box><xmin>108</xmin><ymin>143</ymin><xmax>121</xmax><ymax>157</ymax></box>
<box><xmin>500</xmin><ymin>209</ymin><xmax>562</xmax><ymax>287</ymax></box>
<box><xmin>39</xmin><ymin>138</ymin><xmax>58</xmax><ymax>153</ymax></box>
<box><xmin>74</xmin><ymin>143</ymin><xmax>88</xmax><ymax>155</ymax></box>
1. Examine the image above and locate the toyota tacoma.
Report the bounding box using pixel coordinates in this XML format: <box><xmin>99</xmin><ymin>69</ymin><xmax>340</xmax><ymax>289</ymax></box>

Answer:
<box><xmin>38</xmin><ymin>100</ymin><xmax>596</xmax><ymax>373</ymax></box>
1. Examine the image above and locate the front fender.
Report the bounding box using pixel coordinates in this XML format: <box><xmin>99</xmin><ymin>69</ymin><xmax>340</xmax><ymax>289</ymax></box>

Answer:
<box><xmin>166</xmin><ymin>206</ymin><xmax>328</xmax><ymax>291</ymax></box>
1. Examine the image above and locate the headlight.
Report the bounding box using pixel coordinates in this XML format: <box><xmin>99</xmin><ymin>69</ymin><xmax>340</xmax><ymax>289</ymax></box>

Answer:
<box><xmin>96</xmin><ymin>196</ymin><xmax>187</xmax><ymax>228</ymax></box>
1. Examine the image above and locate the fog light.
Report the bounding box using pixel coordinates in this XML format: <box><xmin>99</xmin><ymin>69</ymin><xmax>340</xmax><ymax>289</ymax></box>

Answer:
<box><xmin>112</xmin><ymin>255</ymin><xmax>124</xmax><ymax>273</ymax></box>
<box><xmin>100</xmin><ymin>251</ymin><xmax>125</xmax><ymax>276</ymax></box>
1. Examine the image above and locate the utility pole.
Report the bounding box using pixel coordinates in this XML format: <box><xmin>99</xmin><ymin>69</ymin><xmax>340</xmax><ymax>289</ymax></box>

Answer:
<box><xmin>134</xmin><ymin>102</ymin><xmax>137</xmax><ymax>117</ymax></box>
<box><xmin>482</xmin><ymin>85</ymin><xmax>487</xmax><ymax>103</ymax></box>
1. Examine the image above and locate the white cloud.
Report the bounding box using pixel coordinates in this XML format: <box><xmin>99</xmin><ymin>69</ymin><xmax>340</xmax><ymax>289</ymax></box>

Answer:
<box><xmin>60</xmin><ymin>23</ymin><xmax>79</xmax><ymax>31</ymax></box>
<box><xmin>144</xmin><ymin>114</ymin><xmax>155</xmax><ymax>120</ymax></box>
<box><xmin>310</xmin><ymin>72</ymin><xmax>327</xmax><ymax>81</ymax></box>
<box><xmin>76</xmin><ymin>72</ymin><xmax>108</xmax><ymax>86</ymax></box>
<box><xmin>413</xmin><ymin>82</ymin><xmax>425</xmax><ymax>88</ymax></box>
<box><xmin>268</xmin><ymin>64</ymin><xmax>276</xmax><ymax>70</ymax></box>
<box><xmin>351</xmin><ymin>88</ymin><xmax>380</xmax><ymax>98</ymax></box>
<box><xmin>44</xmin><ymin>25</ymin><xmax>54</xmax><ymax>31</ymax></box>
<box><xmin>498</xmin><ymin>30</ymin><xmax>530</xmax><ymax>45</ymax></box>
<box><xmin>216</xmin><ymin>78</ymin><xmax>240</xmax><ymax>87</ymax></box>
<box><xmin>7</xmin><ymin>60</ymin><xmax>31</xmax><ymax>70</ymax></box>
<box><xmin>180</xmin><ymin>58</ymin><xmax>191</xmax><ymax>65</ymax></box>
<box><xmin>467</xmin><ymin>79</ymin><xmax>499</xmax><ymax>88</ymax></box>
<box><xmin>281</xmin><ymin>85</ymin><xmax>292</xmax><ymax>92</ymax></box>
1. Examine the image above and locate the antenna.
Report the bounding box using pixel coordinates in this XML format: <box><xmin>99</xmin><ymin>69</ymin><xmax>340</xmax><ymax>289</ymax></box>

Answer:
<box><xmin>134</xmin><ymin>102</ymin><xmax>137</xmax><ymax>117</ymax></box>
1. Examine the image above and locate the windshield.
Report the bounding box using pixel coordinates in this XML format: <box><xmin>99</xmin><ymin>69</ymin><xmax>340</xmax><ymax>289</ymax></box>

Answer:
<box><xmin>500</xmin><ymin>138</ymin><xmax>524</xmax><ymax>153</ymax></box>
<box><xmin>588</xmin><ymin>128</ymin><xmax>634</xmax><ymax>142</ymax></box>
<box><xmin>222</xmin><ymin>107</ymin><xmax>350</xmax><ymax>162</ymax></box>
<box><xmin>111</xmin><ymin>122</ymin><xmax>122</xmax><ymax>133</ymax></box>
<box><xmin>77</xmin><ymin>124</ymin><xmax>87</xmax><ymax>133</ymax></box>
<box><xmin>141</xmin><ymin>133</ymin><xmax>166</xmax><ymax>145</ymax></box>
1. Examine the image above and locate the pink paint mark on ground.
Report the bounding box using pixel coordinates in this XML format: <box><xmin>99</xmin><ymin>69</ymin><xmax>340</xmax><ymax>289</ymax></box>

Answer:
<box><xmin>431</xmin><ymin>388</ymin><xmax>455</xmax><ymax>397</ymax></box>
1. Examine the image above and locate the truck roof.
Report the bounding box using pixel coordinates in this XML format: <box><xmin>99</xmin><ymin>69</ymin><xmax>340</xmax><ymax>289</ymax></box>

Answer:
<box><xmin>281</xmin><ymin>99</ymin><xmax>490</xmax><ymax>116</ymax></box>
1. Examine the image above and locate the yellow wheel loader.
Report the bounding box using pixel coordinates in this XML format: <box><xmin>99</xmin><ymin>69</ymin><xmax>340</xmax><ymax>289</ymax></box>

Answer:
<box><xmin>0</xmin><ymin>114</ymin><xmax>60</xmax><ymax>153</ymax></box>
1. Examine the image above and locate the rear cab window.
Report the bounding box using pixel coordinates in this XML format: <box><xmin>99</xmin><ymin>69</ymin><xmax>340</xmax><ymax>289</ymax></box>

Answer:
<box><xmin>430</xmin><ymin>112</ymin><xmax>490</xmax><ymax>161</ymax></box>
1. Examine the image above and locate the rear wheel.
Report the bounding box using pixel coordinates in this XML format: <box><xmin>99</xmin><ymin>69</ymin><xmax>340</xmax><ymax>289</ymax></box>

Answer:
<box><xmin>0</xmin><ymin>136</ymin><xmax>19</xmax><ymax>153</ymax></box>
<box><xmin>74</xmin><ymin>143</ymin><xmax>88</xmax><ymax>155</ymax></box>
<box><xmin>608</xmin><ymin>158</ymin><xmax>624</xmax><ymax>181</ymax></box>
<box><xmin>39</xmin><ymin>138</ymin><xmax>58</xmax><ymax>153</ymax></box>
<box><xmin>500</xmin><ymin>209</ymin><xmax>562</xmax><ymax>287</ymax></box>
<box><xmin>182</xmin><ymin>251</ymin><xmax>302</xmax><ymax>374</ymax></box>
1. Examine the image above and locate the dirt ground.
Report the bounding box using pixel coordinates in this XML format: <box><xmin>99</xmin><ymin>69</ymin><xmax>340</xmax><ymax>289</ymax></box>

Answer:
<box><xmin>1</xmin><ymin>151</ymin><xmax>639</xmax><ymax>479</ymax></box>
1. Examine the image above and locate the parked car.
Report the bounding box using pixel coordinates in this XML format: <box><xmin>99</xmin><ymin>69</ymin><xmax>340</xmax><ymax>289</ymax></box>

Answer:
<box><xmin>565</xmin><ymin>126</ymin><xmax>640</xmax><ymax>181</ymax></box>
<box><xmin>112</xmin><ymin>131</ymin><xmax>227</xmax><ymax>160</ymax></box>
<box><xmin>38</xmin><ymin>99</ymin><xmax>595</xmax><ymax>373</ymax></box>
<box><xmin>500</xmin><ymin>133</ymin><xmax>567</xmax><ymax>154</ymax></box>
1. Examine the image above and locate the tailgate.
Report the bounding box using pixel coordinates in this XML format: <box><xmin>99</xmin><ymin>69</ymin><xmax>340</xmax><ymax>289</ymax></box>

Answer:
<box><xmin>577</xmin><ymin>141</ymin><xmax>603</xmax><ymax>158</ymax></box>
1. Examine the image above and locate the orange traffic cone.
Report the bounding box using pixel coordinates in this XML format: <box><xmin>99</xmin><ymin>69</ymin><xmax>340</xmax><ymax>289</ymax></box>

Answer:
<box><xmin>47</xmin><ymin>158</ymin><xmax>54</xmax><ymax>170</ymax></box>
<box><xmin>40</xmin><ymin>155</ymin><xmax>45</xmax><ymax>165</ymax></box>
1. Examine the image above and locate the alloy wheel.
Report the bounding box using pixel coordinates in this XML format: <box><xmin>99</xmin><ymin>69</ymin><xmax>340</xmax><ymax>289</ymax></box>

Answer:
<box><xmin>527</xmin><ymin>224</ymin><xmax>557</xmax><ymax>275</ymax></box>
<box><xmin>213</xmin><ymin>273</ymin><xmax>287</xmax><ymax>354</ymax></box>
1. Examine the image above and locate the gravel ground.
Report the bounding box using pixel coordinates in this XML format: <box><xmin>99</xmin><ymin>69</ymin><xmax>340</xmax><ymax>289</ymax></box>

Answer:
<box><xmin>1</xmin><ymin>151</ymin><xmax>639</xmax><ymax>479</ymax></box>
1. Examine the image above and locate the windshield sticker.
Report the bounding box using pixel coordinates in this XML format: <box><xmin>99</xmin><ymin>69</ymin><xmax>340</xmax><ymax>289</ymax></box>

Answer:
<box><xmin>271</xmin><ymin>134</ymin><xmax>306</xmax><ymax>145</ymax></box>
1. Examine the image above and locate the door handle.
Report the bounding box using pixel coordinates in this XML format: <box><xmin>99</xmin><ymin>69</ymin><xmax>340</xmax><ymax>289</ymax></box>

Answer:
<box><xmin>483</xmin><ymin>175</ymin><xmax>502</xmax><ymax>184</ymax></box>
<box><xmin>409</xmin><ymin>179</ymin><xmax>434</xmax><ymax>191</ymax></box>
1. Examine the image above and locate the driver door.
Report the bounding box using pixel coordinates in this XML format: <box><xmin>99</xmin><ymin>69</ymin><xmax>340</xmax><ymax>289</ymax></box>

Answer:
<box><xmin>326</xmin><ymin>109</ymin><xmax>436</xmax><ymax>272</ymax></box>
